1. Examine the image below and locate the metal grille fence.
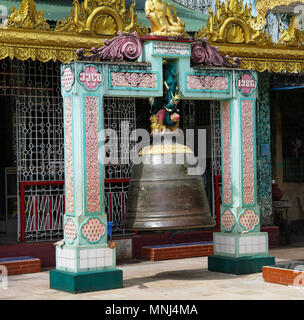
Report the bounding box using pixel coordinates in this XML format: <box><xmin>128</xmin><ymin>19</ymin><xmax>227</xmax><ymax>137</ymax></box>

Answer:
<box><xmin>103</xmin><ymin>97</ymin><xmax>136</xmax><ymax>233</ymax></box>
<box><xmin>211</xmin><ymin>101</ymin><xmax>222</xmax><ymax>227</ymax></box>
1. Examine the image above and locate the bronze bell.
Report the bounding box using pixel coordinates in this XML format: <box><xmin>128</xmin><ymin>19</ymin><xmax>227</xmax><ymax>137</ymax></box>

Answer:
<box><xmin>124</xmin><ymin>135</ymin><xmax>215</xmax><ymax>231</ymax></box>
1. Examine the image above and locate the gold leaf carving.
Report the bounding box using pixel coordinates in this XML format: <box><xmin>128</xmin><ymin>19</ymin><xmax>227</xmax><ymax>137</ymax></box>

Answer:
<box><xmin>7</xmin><ymin>0</ymin><xmax>50</xmax><ymax>30</ymax></box>
<box><xmin>195</xmin><ymin>0</ymin><xmax>272</xmax><ymax>45</ymax></box>
<box><xmin>55</xmin><ymin>0</ymin><xmax>148</xmax><ymax>36</ymax></box>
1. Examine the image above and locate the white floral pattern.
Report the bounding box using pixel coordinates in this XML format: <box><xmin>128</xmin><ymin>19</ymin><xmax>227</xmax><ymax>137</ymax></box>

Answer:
<box><xmin>187</xmin><ymin>75</ymin><xmax>228</xmax><ymax>91</ymax></box>
<box><xmin>111</xmin><ymin>72</ymin><xmax>157</xmax><ymax>88</ymax></box>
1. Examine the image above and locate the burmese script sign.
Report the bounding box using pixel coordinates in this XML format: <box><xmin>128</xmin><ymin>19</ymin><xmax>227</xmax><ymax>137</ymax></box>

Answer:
<box><xmin>153</xmin><ymin>41</ymin><xmax>190</xmax><ymax>56</ymax></box>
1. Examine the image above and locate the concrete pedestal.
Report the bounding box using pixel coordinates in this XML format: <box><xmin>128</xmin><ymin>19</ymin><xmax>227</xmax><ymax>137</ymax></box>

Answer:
<box><xmin>50</xmin><ymin>269</ymin><xmax>123</xmax><ymax>294</ymax></box>
<box><xmin>208</xmin><ymin>255</ymin><xmax>275</xmax><ymax>275</ymax></box>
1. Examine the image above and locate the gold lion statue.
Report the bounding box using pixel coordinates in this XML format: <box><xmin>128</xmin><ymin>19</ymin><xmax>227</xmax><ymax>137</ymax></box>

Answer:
<box><xmin>145</xmin><ymin>0</ymin><xmax>188</xmax><ymax>37</ymax></box>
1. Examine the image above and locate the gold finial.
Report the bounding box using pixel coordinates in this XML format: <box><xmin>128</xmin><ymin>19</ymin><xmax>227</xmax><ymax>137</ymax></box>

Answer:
<box><xmin>7</xmin><ymin>0</ymin><xmax>50</xmax><ymax>30</ymax></box>
<box><xmin>145</xmin><ymin>0</ymin><xmax>189</xmax><ymax>37</ymax></box>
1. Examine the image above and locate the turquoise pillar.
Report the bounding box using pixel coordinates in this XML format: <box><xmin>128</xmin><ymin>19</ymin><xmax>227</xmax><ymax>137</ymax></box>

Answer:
<box><xmin>49</xmin><ymin>63</ymin><xmax>123</xmax><ymax>293</ymax></box>
<box><xmin>208</xmin><ymin>71</ymin><xmax>275</xmax><ymax>274</ymax></box>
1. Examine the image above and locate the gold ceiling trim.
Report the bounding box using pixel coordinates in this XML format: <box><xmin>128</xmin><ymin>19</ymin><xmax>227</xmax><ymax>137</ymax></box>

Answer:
<box><xmin>0</xmin><ymin>0</ymin><xmax>148</xmax><ymax>63</ymax></box>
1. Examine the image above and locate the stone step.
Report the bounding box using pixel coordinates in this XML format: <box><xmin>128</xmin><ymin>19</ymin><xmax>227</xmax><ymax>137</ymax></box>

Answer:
<box><xmin>0</xmin><ymin>256</ymin><xmax>41</xmax><ymax>275</ymax></box>
<box><xmin>142</xmin><ymin>241</ymin><xmax>214</xmax><ymax>261</ymax></box>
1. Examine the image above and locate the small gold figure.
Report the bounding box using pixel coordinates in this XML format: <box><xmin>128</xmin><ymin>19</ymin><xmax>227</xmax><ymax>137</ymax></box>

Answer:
<box><xmin>145</xmin><ymin>0</ymin><xmax>188</xmax><ymax>37</ymax></box>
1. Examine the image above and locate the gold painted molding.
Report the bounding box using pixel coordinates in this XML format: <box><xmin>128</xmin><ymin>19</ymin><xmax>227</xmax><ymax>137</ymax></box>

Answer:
<box><xmin>2</xmin><ymin>0</ymin><xmax>304</xmax><ymax>73</ymax></box>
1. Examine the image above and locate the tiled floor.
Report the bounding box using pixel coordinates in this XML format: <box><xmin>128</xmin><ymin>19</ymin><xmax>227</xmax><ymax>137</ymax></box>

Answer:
<box><xmin>0</xmin><ymin>244</ymin><xmax>304</xmax><ymax>300</ymax></box>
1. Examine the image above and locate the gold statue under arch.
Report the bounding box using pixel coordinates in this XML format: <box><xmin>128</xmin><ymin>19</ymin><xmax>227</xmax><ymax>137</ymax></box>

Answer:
<box><xmin>145</xmin><ymin>0</ymin><xmax>188</xmax><ymax>37</ymax></box>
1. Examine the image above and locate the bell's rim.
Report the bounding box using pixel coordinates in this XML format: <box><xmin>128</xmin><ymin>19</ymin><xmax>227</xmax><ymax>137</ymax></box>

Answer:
<box><xmin>139</xmin><ymin>143</ymin><xmax>193</xmax><ymax>156</ymax></box>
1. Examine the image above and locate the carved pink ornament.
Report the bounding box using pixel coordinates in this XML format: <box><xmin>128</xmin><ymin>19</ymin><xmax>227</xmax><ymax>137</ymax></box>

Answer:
<box><xmin>64</xmin><ymin>219</ymin><xmax>77</xmax><ymax>243</ymax></box>
<box><xmin>221</xmin><ymin>101</ymin><xmax>232</xmax><ymax>204</ymax></box>
<box><xmin>111</xmin><ymin>72</ymin><xmax>157</xmax><ymax>88</ymax></box>
<box><xmin>85</xmin><ymin>96</ymin><xmax>101</xmax><ymax>213</ymax></box>
<box><xmin>64</xmin><ymin>97</ymin><xmax>74</xmax><ymax>213</ymax></box>
<box><xmin>81</xmin><ymin>218</ymin><xmax>106</xmax><ymax>243</ymax></box>
<box><xmin>240</xmin><ymin>209</ymin><xmax>259</xmax><ymax>231</ymax></box>
<box><xmin>191</xmin><ymin>38</ymin><xmax>241</xmax><ymax>68</ymax></box>
<box><xmin>79</xmin><ymin>66</ymin><xmax>103</xmax><ymax>90</ymax></box>
<box><xmin>221</xmin><ymin>209</ymin><xmax>235</xmax><ymax>231</ymax></box>
<box><xmin>187</xmin><ymin>75</ymin><xmax>228</xmax><ymax>91</ymax></box>
<box><xmin>237</xmin><ymin>73</ymin><xmax>256</xmax><ymax>95</ymax></box>
<box><xmin>77</xmin><ymin>31</ymin><xmax>142</xmax><ymax>62</ymax></box>
<box><xmin>242</xmin><ymin>100</ymin><xmax>255</xmax><ymax>205</ymax></box>
<box><xmin>62</xmin><ymin>67</ymin><xmax>74</xmax><ymax>91</ymax></box>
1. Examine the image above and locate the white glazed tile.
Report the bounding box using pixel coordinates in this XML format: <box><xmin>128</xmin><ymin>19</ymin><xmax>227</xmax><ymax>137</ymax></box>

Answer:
<box><xmin>215</xmin><ymin>236</ymin><xmax>222</xmax><ymax>244</ymax></box>
<box><xmin>57</xmin><ymin>257</ymin><xmax>62</xmax><ymax>266</ymax></box>
<box><xmin>96</xmin><ymin>258</ymin><xmax>104</xmax><ymax>268</ymax></box>
<box><xmin>259</xmin><ymin>244</ymin><xmax>266</xmax><ymax>252</ymax></box>
<box><xmin>104</xmin><ymin>256</ymin><xmax>112</xmax><ymax>267</ymax></box>
<box><xmin>61</xmin><ymin>258</ymin><xmax>67</xmax><ymax>268</ymax></box>
<box><xmin>80</xmin><ymin>259</ymin><xmax>88</xmax><ymax>269</ymax></box>
<box><xmin>239</xmin><ymin>237</ymin><xmax>246</xmax><ymax>246</ymax></box>
<box><xmin>80</xmin><ymin>250</ymin><xmax>88</xmax><ymax>259</ymax></box>
<box><xmin>239</xmin><ymin>245</ymin><xmax>245</xmax><ymax>254</ymax></box>
<box><xmin>96</xmin><ymin>248</ymin><xmax>104</xmax><ymax>258</ymax></box>
<box><xmin>88</xmin><ymin>249</ymin><xmax>97</xmax><ymax>259</ymax></box>
<box><xmin>252</xmin><ymin>236</ymin><xmax>259</xmax><ymax>245</ymax></box>
<box><xmin>104</xmin><ymin>248</ymin><xmax>112</xmax><ymax>257</ymax></box>
<box><xmin>57</xmin><ymin>249</ymin><xmax>62</xmax><ymax>258</ymax></box>
<box><xmin>88</xmin><ymin>258</ymin><xmax>97</xmax><ymax>268</ymax></box>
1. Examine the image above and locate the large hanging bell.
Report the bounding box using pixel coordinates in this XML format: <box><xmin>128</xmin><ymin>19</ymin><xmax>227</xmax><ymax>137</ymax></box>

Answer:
<box><xmin>124</xmin><ymin>135</ymin><xmax>215</xmax><ymax>231</ymax></box>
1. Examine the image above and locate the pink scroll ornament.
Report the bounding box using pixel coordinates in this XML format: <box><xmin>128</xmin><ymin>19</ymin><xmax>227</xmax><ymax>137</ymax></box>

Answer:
<box><xmin>79</xmin><ymin>66</ymin><xmax>103</xmax><ymax>90</ymax></box>
<box><xmin>191</xmin><ymin>38</ymin><xmax>241</xmax><ymax>68</ymax></box>
<box><xmin>77</xmin><ymin>31</ymin><xmax>142</xmax><ymax>62</ymax></box>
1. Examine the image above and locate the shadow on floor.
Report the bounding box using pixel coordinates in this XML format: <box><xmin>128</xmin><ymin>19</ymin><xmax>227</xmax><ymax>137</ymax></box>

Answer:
<box><xmin>123</xmin><ymin>267</ymin><xmax>248</xmax><ymax>289</ymax></box>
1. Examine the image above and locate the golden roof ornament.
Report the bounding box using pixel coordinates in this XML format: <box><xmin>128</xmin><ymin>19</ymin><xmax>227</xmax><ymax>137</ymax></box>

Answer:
<box><xmin>277</xmin><ymin>16</ymin><xmax>304</xmax><ymax>46</ymax></box>
<box><xmin>145</xmin><ymin>0</ymin><xmax>189</xmax><ymax>37</ymax></box>
<box><xmin>55</xmin><ymin>0</ymin><xmax>148</xmax><ymax>36</ymax></box>
<box><xmin>195</xmin><ymin>0</ymin><xmax>272</xmax><ymax>45</ymax></box>
<box><xmin>7</xmin><ymin>0</ymin><xmax>50</xmax><ymax>30</ymax></box>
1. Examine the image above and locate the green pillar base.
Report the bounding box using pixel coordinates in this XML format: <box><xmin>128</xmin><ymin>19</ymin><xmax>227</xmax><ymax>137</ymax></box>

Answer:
<box><xmin>49</xmin><ymin>268</ymin><xmax>123</xmax><ymax>294</ymax></box>
<box><xmin>208</xmin><ymin>255</ymin><xmax>275</xmax><ymax>275</ymax></box>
